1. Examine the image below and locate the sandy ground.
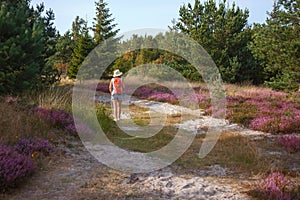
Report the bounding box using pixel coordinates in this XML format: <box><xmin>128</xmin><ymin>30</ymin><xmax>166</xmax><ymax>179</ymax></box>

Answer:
<box><xmin>2</xmin><ymin>92</ymin><xmax>293</xmax><ymax>200</ymax></box>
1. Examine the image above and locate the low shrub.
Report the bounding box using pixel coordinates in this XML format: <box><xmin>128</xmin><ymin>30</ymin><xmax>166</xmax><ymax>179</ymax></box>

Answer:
<box><xmin>223</xmin><ymin>90</ymin><xmax>300</xmax><ymax>134</ymax></box>
<box><xmin>251</xmin><ymin>172</ymin><xmax>299</xmax><ymax>200</ymax></box>
<box><xmin>278</xmin><ymin>135</ymin><xmax>300</xmax><ymax>153</ymax></box>
<box><xmin>0</xmin><ymin>145</ymin><xmax>35</xmax><ymax>190</ymax></box>
<box><xmin>96</xmin><ymin>84</ymin><xmax>109</xmax><ymax>93</ymax></box>
<box><xmin>32</xmin><ymin>107</ymin><xmax>75</xmax><ymax>134</ymax></box>
<box><xmin>14</xmin><ymin>138</ymin><xmax>56</xmax><ymax>157</ymax></box>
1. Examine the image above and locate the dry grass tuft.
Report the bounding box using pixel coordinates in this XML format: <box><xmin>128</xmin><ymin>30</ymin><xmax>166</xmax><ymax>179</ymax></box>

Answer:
<box><xmin>176</xmin><ymin>131</ymin><xmax>270</xmax><ymax>175</ymax></box>
<box><xmin>24</xmin><ymin>85</ymin><xmax>73</xmax><ymax>111</ymax></box>
<box><xmin>0</xmin><ymin>101</ymin><xmax>56</xmax><ymax>145</ymax></box>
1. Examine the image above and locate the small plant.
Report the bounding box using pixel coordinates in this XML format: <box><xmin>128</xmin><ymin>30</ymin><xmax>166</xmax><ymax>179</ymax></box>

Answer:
<box><xmin>0</xmin><ymin>145</ymin><xmax>36</xmax><ymax>190</ymax></box>
<box><xmin>32</xmin><ymin>107</ymin><xmax>75</xmax><ymax>134</ymax></box>
<box><xmin>249</xmin><ymin>116</ymin><xmax>279</xmax><ymax>133</ymax></box>
<box><xmin>278</xmin><ymin>135</ymin><xmax>300</xmax><ymax>153</ymax></box>
<box><xmin>96</xmin><ymin>84</ymin><xmax>109</xmax><ymax>93</ymax></box>
<box><xmin>14</xmin><ymin>138</ymin><xmax>56</xmax><ymax>157</ymax></box>
<box><xmin>149</xmin><ymin>92</ymin><xmax>178</xmax><ymax>104</ymax></box>
<box><xmin>252</xmin><ymin>172</ymin><xmax>299</xmax><ymax>200</ymax></box>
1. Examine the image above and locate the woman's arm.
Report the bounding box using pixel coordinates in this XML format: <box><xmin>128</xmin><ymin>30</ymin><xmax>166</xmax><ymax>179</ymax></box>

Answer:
<box><xmin>122</xmin><ymin>78</ymin><xmax>125</xmax><ymax>91</ymax></box>
<box><xmin>109</xmin><ymin>79</ymin><xmax>113</xmax><ymax>94</ymax></box>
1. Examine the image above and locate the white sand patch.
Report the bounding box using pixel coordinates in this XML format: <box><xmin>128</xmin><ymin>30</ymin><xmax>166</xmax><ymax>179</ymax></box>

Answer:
<box><xmin>126</xmin><ymin>168</ymin><xmax>252</xmax><ymax>200</ymax></box>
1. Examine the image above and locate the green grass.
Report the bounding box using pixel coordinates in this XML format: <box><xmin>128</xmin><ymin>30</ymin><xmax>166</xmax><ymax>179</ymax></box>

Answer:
<box><xmin>96</xmin><ymin>104</ymin><xmax>271</xmax><ymax>175</ymax></box>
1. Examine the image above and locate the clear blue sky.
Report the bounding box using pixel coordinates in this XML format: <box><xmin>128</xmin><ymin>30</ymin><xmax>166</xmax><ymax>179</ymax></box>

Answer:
<box><xmin>30</xmin><ymin>0</ymin><xmax>274</xmax><ymax>34</ymax></box>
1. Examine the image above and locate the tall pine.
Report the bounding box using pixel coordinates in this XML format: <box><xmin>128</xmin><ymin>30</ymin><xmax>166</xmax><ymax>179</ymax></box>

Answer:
<box><xmin>92</xmin><ymin>0</ymin><xmax>119</xmax><ymax>45</ymax></box>
<box><xmin>68</xmin><ymin>20</ymin><xmax>94</xmax><ymax>79</ymax></box>
<box><xmin>92</xmin><ymin>0</ymin><xmax>120</xmax><ymax>78</ymax></box>
<box><xmin>52</xmin><ymin>31</ymin><xmax>73</xmax><ymax>77</ymax></box>
<box><xmin>0</xmin><ymin>0</ymin><xmax>58</xmax><ymax>94</ymax></box>
<box><xmin>250</xmin><ymin>0</ymin><xmax>300</xmax><ymax>91</ymax></box>
<box><xmin>67</xmin><ymin>0</ymin><xmax>120</xmax><ymax>79</ymax></box>
<box><xmin>172</xmin><ymin>0</ymin><xmax>262</xmax><ymax>84</ymax></box>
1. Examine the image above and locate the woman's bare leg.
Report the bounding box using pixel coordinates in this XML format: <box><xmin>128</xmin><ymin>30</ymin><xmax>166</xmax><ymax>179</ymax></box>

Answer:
<box><xmin>116</xmin><ymin>100</ymin><xmax>122</xmax><ymax>120</ymax></box>
<box><xmin>112</xmin><ymin>100</ymin><xmax>118</xmax><ymax>120</ymax></box>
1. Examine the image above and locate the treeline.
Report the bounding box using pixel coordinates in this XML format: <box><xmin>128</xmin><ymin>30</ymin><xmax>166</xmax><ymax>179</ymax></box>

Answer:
<box><xmin>0</xmin><ymin>0</ymin><xmax>299</xmax><ymax>94</ymax></box>
<box><xmin>0</xmin><ymin>0</ymin><xmax>119</xmax><ymax>94</ymax></box>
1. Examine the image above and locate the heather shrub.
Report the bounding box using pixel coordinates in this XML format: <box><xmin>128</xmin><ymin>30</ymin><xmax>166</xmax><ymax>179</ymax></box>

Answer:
<box><xmin>14</xmin><ymin>138</ymin><xmax>56</xmax><ymax>157</ymax></box>
<box><xmin>149</xmin><ymin>91</ymin><xmax>178</xmax><ymax>104</ymax></box>
<box><xmin>278</xmin><ymin>135</ymin><xmax>300</xmax><ymax>153</ymax></box>
<box><xmin>131</xmin><ymin>87</ymin><xmax>155</xmax><ymax>99</ymax></box>
<box><xmin>184</xmin><ymin>93</ymin><xmax>210</xmax><ymax>109</ymax></box>
<box><xmin>96</xmin><ymin>83</ymin><xmax>109</xmax><ymax>93</ymax></box>
<box><xmin>249</xmin><ymin>116</ymin><xmax>280</xmax><ymax>133</ymax></box>
<box><xmin>248</xmin><ymin>110</ymin><xmax>300</xmax><ymax>134</ymax></box>
<box><xmin>32</xmin><ymin>107</ymin><xmax>75</xmax><ymax>134</ymax></box>
<box><xmin>91</xmin><ymin>81</ymin><xmax>300</xmax><ymax>134</ymax></box>
<box><xmin>251</xmin><ymin>172</ymin><xmax>299</xmax><ymax>200</ymax></box>
<box><xmin>222</xmin><ymin>89</ymin><xmax>300</xmax><ymax>134</ymax></box>
<box><xmin>0</xmin><ymin>145</ymin><xmax>36</xmax><ymax>190</ymax></box>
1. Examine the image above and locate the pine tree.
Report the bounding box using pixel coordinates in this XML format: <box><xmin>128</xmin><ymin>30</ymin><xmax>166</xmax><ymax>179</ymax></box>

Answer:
<box><xmin>52</xmin><ymin>31</ymin><xmax>73</xmax><ymax>77</ymax></box>
<box><xmin>172</xmin><ymin>0</ymin><xmax>262</xmax><ymax>84</ymax></box>
<box><xmin>68</xmin><ymin>20</ymin><xmax>94</xmax><ymax>79</ymax></box>
<box><xmin>72</xmin><ymin>16</ymin><xmax>86</xmax><ymax>44</ymax></box>
<box><xmin>0</xmin><ymin>0</ymin><xmax>58</xmax><ymax>94</ymax></box>
<box><xmin>250</xmin><ymin>0</ymin><xmax>300</xmax><ymax>91</ymax></box>
<box><xmin>92</xmin><ymin>0</ymin><xmax>119</xmax><ymax>45</ymax></box>
<box><xmin>35</xmin><ymin>3</ymin><xmax>60</xmax><ymax>88</ymax></box>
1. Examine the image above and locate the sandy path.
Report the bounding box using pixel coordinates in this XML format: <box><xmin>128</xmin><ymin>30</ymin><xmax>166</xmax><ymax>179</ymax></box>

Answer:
<box><xmin>2</xmin><ymin>93</ymin><xmax>257</xmax><ymax>200</ymax></box>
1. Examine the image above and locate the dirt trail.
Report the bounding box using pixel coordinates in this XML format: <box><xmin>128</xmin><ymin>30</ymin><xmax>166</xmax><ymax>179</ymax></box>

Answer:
<box><xmin>2</xmin><ymin>93</ymin><xmax>269</xmax><ymax>200</ymax></box>
<box><xmin>2</xmin><ymin>137</ymin><xmax>254</xmax><ymax>200</ymax></box>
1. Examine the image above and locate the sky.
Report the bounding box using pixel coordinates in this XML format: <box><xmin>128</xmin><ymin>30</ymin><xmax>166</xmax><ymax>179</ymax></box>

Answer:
<box><xmin>30</xmin><ymin>0</ymin><xmax>275</xmax><ymax>35</ymax></box>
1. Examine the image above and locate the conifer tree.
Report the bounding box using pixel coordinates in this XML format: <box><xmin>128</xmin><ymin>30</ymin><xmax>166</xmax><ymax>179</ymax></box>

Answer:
<box><xmin>52</xmin><ymin>31</ymin><xmax>73</xmax><ymax>77</ymax></box>
<box><xmin>92</xmin><ymin>0</ymin><xmax>119</xmax><ymax>45</ymax></box>
<box><xmin>250</xmin><ymin>0</ymin><xmax>300</xmax><ymax>91</ymax></box>
<box><xmin>0</xmin><ymin>0</ymin><xmax>58</xmax><ymax>94</ymax></box>
<box><xmin>172</xmin><ymin>0</ymin><xmax>262</xmax><ymax>84</ymax></box>
<box><xmin>68</xmin><ymin>20</ymin><xmax>94</xmax><ymax>79</ymax></box>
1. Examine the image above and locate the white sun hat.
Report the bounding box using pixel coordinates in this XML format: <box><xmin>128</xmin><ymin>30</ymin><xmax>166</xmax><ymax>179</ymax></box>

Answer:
<box><xmin>113</xmin><ymin>69</ymin><xmax>123</xmax><ymax>77</ymax></box>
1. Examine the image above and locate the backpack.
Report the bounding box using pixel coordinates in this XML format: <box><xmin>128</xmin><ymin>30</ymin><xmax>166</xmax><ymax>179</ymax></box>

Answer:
<box><xmin>113</xmin><ymin>77</ymin><xmax>123</xmax><ymax>94</ymax></box>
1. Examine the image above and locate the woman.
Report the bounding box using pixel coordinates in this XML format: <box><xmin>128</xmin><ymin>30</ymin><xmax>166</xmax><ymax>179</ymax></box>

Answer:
<box><xmin>109</xmin><ymin>69</ymin><xmax>125</xmax><ymax>121</ymax></box>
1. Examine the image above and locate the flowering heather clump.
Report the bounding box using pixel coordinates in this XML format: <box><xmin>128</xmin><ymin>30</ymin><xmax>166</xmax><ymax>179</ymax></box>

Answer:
<box><xmin>96</xmin><ymin>84</ymin><xmax>109</xmax><ymax>93</ymax></box>
<box><xmin>254</xmin><ymin>172</ymin><xmax>294</xmax><ymax>200</ymax></box>
<box><xmin>64</xmin><ymin>123</ymin><xmax>77</xmax><ymax>134</ymax></box>
<box><xmin>224</xmin><ymin>89</ymin><xmax>300</xmax><ymax>134</ymax></box>
<box><xmin>132</xmin><ymin>87</ymin><xmax>155</xmax><ymax>99</ymax></box>
<box><xmin>279</xmin><ymin>135</ymin><xmax>300</xmax><ymax>152</ymax></box>
<box><xmin>0</xmin><ymin>145</ymin><xmax>35</xmax><ymax>188</ymax></box>
<box><xmin>149</xmin><ymin>92</ymin><xmax>178</xmax><ymax>104</ymax></box>
<box><xmin>249</xmin><ymin>116</ymin><xmax>279</xmax><ymax>133</ymax></box>
<box><xmin>249</xmin><ymin>113</ymin><xmax>300</xmax><ymax>134</ymax></box>
<box><xmin>14</xmin><ymin>138</ymin><xmax>56</xmax><ymax>157</ymax></box>
<box><xmin>32</xmin><ymin>107</ymin><xmax>74</xmax><ymax>133</ymax></box>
